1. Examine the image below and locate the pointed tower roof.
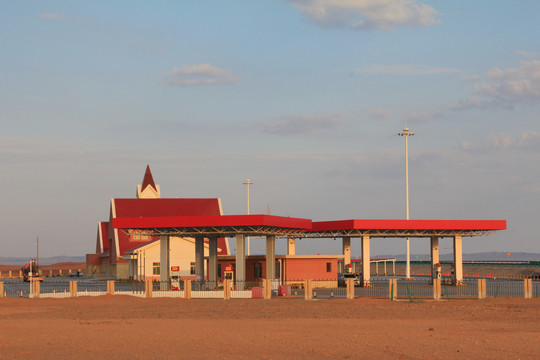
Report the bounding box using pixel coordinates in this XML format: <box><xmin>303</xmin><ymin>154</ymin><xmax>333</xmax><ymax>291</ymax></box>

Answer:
<box><xmin>137</xmin><ymin>165</ymin><xmax>161</xmax><ymax>198</ymax></box>
<box><xmin>141</xmin><ymin>165</ymin><xmax>157</xmax><ymax>192</ymax></box>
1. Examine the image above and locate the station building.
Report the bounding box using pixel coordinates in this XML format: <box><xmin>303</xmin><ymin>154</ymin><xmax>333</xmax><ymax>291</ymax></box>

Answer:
<box><xmin>86</xmin><ymin>166</ymin><xmax>229</xmax><ymax>279</ymax></box>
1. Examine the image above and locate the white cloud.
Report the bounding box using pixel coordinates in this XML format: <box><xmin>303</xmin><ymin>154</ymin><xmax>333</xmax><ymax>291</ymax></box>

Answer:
<box><xmin>461</xmin><ymin>75</ymin><xmax>481</xmax><ymax>82</ymax></box>
<box><xmin>38</xmin><ymin>13</ymin><xmax>61</xmax><ymax>20</ymax></box>
<box><xmin>460</xmin><ymin>132</ymin><xmax>540</xmax><ymax>151</ymax></box>
<box><xmin>450</xmin><ymin>60</ymin><xmax>540</xmax><ymax>110</ymax></box>
<box><xmin>261</xmin><ymin>113</ymin><xmax>345</xmax><ymax>136</ymax></box>
<box><xmin>286</xmin><ymin>0</ymin><xmax>440</xmax><ymax>31</ymax></box>
<box><xmin>516</xmin><ymin>50</ymin><xmax>540</xmax><ymax>59</ymax></box>
<box><xmin>164</xmin><ymin>64</ymin><xmax>238</xmax><ymax>86</ymax></box>
<box><xmin>357</xmin><ymin>64</ymin><xmax>459</xmax><ymax>75</ymax></box>
<box><xmin>365</xmin><ymin>106</ymin><xmax>393</xmax><ymax>119</ymax></box>
<box><xmin>405</xmin><ymin>109</ymin><xmax>444</xmax><ymax>123</ymax></box>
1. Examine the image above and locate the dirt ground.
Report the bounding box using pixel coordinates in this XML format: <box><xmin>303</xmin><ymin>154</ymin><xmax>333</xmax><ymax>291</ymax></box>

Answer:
<box><xmin>0</xmin><ymin>296</ymin><xmax>538</xmax><ymax>359</ymax></box>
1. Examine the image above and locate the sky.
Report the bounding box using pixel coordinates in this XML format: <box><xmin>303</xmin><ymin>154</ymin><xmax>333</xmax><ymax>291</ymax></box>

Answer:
<box><xmin>1</xmin><ymin>1</ymin><xmax>539</xmax><ymax>259</ymax></box>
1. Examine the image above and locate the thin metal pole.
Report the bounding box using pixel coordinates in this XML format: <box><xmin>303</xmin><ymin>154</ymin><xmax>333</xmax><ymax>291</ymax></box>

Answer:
<box><xmin>36</xmin><ymin>236</ymin><xmax>39</xmax><ymax>270</ymax></box>
<box><xmin>405</xmin><ymin>134</ymin><xmax>410</xmax><ymax>279</ymax></box>
<box><xmin>243</xmin><ymin>179</ymin><xmax>253</xmax><ymax>256</ymax></box>
<box><xmin>399</xmin><ymin>128</ymin><xmax>413</xmax><ymax>279</ymax></box>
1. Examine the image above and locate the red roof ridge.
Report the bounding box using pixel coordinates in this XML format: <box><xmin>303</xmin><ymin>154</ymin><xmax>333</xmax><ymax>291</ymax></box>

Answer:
<box><xmin>141</xmin><ymin>165</ymin><xmax>157</xmax><ymax>192</ymax></box>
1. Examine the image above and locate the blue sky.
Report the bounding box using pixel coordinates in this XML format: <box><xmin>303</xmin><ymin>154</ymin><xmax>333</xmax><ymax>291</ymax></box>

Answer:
<box><xmin>1</xmin><ymin>1</ymin><xmax>539</xmax><ymax>258</ymax></box>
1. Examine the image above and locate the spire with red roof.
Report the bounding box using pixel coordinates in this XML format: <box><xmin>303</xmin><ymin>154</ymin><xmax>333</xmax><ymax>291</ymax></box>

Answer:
<box><xmin>137</xmin><ymin>165</ymin><xmax>161</xmax><ymax>198</ymax></box>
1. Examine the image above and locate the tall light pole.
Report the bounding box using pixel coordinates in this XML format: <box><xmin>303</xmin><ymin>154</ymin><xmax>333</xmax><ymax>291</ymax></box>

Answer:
<box><xmin>243</xmin><ymin>179</ymin><xmax>253</xmax><ymax>256</ymax></box>
<box><xmin>398</xmin><ymin>128</ymin><xmax>414</xmax><ymax>279</ymax></box>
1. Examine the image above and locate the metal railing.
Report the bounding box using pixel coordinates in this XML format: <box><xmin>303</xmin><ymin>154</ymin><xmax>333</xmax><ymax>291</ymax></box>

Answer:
<box><xmin>441</xmin><ymin>281</ymin><xmax>478</xmax><ymax>299</ymax></box>
<box><xmin>2</xmin><ymin>280</ymin><xmax>30</xmax><ymax>298</ymax></box>
<box><xmin>2</xmin><ymin>278</ymin><xmax>539</xmax><ymax>300</ymax></box>
<box><xmin>152</xmin><ymin>280</ymin><xmax>184</xmax><ymax>298</ymax></box>
<box><xmin>38</xmin><ymin>281</ymin><xmax>71</xmax><ymax>298</ymax></box>
<box><xmin>397</xmin><ymin>281</ymin><xmax>433</xmax><ymax>300</ymax></box>
<box><xmin>355</xmin><ymin>280</ymin><xmax>388</xmax><ymax>298</ymax></box>
<box><xmin>191</xmin><ymin>281</ymin><xmax>223</xmax><ymax>298</ymax></box>
<box><xmin>114</xmin><ymin>280</ymin><xmax>145</xmax><ymax>297</ymax></box>
<box><xmin>486</xmin><ymin>279</ymin><xmax>525</xmax><ymax>298</ymax></box>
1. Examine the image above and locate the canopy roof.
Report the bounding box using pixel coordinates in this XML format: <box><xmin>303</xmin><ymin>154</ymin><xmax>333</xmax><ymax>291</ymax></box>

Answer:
<box><xmin>309</xmin><ymin>219</ymin><xmax>507</xmax><ymax>238</ymax></box>
<box><xmin>113</xmin><ymin>215</ymin><xmax>505</xmax><ymax>238</ymax></box>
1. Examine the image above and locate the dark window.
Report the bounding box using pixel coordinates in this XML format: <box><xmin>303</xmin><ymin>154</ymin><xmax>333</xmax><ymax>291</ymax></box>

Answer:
<box><xmin>218</xmin><ymin>264</ymin><xmax>222</xmax><ymax>277</ymax></box>
<box><xmin>326</xmin><ymin>262</ymin><xmax>332</xmax><ymax>272</ymax></box>
<box><xmin>275</xmin><ymin>262</ymin><xmax>281</xmax><ymax>278</ymax></box>
<box><xmin>190</xmin><ymin>262</ymin><xmax>196</xmax><ymax>275</ymax></box>
<box><xmin>152</xmin><ymin>262</ymin><xmax>160</xmax><ymax>275</ymax></box>
<box><xmin>254</xmin><ymin>263</ymin><xmax>263</xmax><ymax>278</ymax></box>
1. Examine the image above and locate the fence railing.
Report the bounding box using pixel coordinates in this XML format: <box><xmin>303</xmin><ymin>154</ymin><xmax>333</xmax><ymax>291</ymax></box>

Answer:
<box><xmin>1</xmin><ymin>278</ymin><xmax>538</xmax><ymax>300</ymax></box>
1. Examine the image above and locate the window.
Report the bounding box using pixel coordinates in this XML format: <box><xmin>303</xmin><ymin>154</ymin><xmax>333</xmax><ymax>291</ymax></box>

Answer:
<box><xmin>152</xmin><ymin>262</ymin><xmax>160</xmax><ymax>275</ymax></box>
<box><xmin>254</xmin><ymin>263</ymin><xmax>263</xmax><ymax>278</ymax></box>
<box><xmin>217</xmin><ymin>264</ymin><xmax>222</xmax><ymax>277</ymax></box>
<box><xmin>190</xmin><ymin>262</ymin><xmax>196</xmax><ymax>275</ymax></box>
<box><xmin>133</xmin><ymin>233</ymin><xmax>149</xmax><ymax>241</ymax></box>
<box><xmin>326</xmin><ymin>262</ymin><xmax>332</xmax><ymax>273</ymax></box>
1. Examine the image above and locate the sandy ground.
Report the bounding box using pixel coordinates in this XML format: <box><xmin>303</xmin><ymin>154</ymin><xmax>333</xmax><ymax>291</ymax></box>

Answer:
<box><xmin>0</xmin><ymin>296</ymin><xmax>538</xmax><ymax>359</ymax></box>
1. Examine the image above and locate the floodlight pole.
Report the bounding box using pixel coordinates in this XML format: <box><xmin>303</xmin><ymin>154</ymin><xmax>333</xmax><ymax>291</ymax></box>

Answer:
<box><xmin>399</xmin><ymin>128</ymin><xmax>414</xmax><ymax>279</ymax></box>
<box><xmin>243</xmin><ymin>179</ymin><xmax>253</xmax><ymax>256</ymax></box>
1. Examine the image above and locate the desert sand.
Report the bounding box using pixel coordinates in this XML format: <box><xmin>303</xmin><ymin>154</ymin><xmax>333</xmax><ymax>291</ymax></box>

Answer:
<box><xmin>0</xmin><ymin>296</ymin><xmax>538</xmax><ymax>359</ymax></box>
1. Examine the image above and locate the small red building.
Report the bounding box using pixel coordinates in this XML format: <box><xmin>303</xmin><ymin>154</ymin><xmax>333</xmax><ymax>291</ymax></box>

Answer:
<box><xmin>215</xmin><ymin>255</ymin><xmax>339</xmax><ymax>287</ymax></box>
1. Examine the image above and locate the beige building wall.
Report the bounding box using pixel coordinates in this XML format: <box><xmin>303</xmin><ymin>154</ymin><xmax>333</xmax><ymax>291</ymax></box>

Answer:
<box><xmin>130</xmin><ymin>237</ymin><xmax>209</xmax><ymax>280</ymax></box>
<box><xmin>116</xmin><ymin>263</ymin><xmax>130</xmax><ymax>280</ymax></box>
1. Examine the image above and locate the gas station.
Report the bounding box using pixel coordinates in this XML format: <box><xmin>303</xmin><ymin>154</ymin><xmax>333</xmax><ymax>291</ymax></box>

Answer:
<box><xmin>113</xmin><ymin>215</ymin><xmax>506</xmax><ymax>286</ymax></box>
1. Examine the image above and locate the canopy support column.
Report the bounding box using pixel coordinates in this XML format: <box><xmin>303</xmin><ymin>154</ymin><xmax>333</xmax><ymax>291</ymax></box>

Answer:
<box><xmin>453</xmin><ymin>235</ymin><xmax>463</xmax><ymax>285</ymax></box>
<box><xmin>430</xmin><ymin>236</ymin><xmax>439</xmax><ymax>281</ymax></box>
<box><xmin>159</xmin><ymin>235</ymin><xmax>170</xmax><ymax>283</ymax></box>
<box><xmin>343</xmin><ymin>237</ymin><xmax>351</xmax><ymax>271</ymax></box>
<box><xmin>235</xmin><ymin>234</ymin><xmax>246</xmax><ymax>288</ymax></box>
<box><xmin>361</xmin><ymin>235</ymin><xmax>371</xmax><ymax>286</ymax></box>
<box><xmin>266</xmin><ymin>235</ymin><xmax>276</xmax><ymax>280</ymax></box>
<box><xmin>195</xmin><ymin>236</ymin><xmax>204</xmax><ymax>281</ymax></box>
<box><xmin>208</xmin><ymin>236</ymin><xmax>218</xmax><ymax>284</ymax></box>
<box><xmin>287</xmin><ymin>237</ymin><xmax>296</xmax><ymax>255</ymax></box>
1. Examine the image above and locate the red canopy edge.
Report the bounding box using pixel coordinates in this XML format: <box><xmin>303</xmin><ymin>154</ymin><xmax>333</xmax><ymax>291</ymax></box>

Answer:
<box><xmin>113</xmin><ymin>214</ymin><xmax>313</xmax><ymax>230</ymax></box>
<box><xmin>311</xmin><ymin>219</ymin><xmax>507</xmax><ymax>232</ymax></box>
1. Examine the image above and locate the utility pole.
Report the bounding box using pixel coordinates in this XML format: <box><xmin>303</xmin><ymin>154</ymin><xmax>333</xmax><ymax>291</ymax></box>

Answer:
<box><xmin>398</xmin><ymin>128</ymin><xmax>414</xmax><ymax>279</ymax></box>
<box><xmin>243</xmin><ymin>179</ymin><xmax>253</xmax><ymax>256</ymax></box>
<box><xmin>36</xmin><ymin>236</ymin><xmax>39</xmax><ymax>268</ymax></box>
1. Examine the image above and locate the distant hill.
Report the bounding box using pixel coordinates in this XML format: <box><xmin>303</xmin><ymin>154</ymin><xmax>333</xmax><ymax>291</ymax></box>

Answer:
<box><xmin>376</xmin><ymin>252</ymin><xmax>540</xmax><ymax>262</ymax></box>
<box><xmin>0</xmin><ymin>256</ymin><xmax>86</xmax><ymax>266</ymax></box>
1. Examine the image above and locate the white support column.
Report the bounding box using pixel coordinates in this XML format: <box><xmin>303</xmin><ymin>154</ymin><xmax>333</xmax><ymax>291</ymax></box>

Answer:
<box><xmin>266</xmin><ymin>235</ymin><xmax>276</xmax><ymax>280</ymax></box>
<box><xmin>453</xmin><ymin>235</ymin><xmax>463</xmax><ymax>285</ymax></box>
<box><xmin>430</xmin><ymin>236</ymin><xmax>439</xmax><ymax>281</ymax></box>
<box><xmin>342</xmin><ymin>237</ymin><xmax>351</xmax><ymax>270</ymax></box>
<box><xmin>361</xmin><ymin>235</ymin><xmax>371</xmax><ymax>286</ymax></box>
<box><xmin>195</xmin><ymin>236</ymin><xmax>204</xmax><ymax>281</ymax></box>
<box><xmin>208</xmin><ymin>236</ymin><xmax>218</xmax><ymax>284</ymax></box>
<box><xmin>287</xmin><ymin>237</ymin><xmax>296</xmax><ymax>256</ymax></box>
<box><xmin>159</xmin><ymin>235</ymin><xmax>170</xmax><ymax>283</ymax></box>
<box><xmin>235</xmin><ymin>234</ymin><xmax>246</xmax><ymax>287</ymax></box>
